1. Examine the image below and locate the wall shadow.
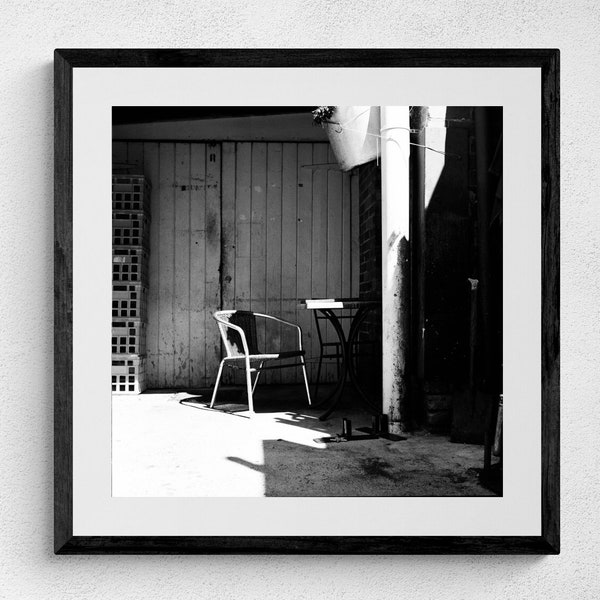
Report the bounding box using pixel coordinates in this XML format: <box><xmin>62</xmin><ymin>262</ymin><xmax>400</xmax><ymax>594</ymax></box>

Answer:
<box><xmin>420</xmin><ymin>107</ymin><xmax>503</xmax><ymax>441</ymax></box>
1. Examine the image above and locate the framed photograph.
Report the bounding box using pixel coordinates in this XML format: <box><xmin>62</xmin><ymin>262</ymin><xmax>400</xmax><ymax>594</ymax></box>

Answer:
<box><xmin>55</xmin><ymin>49</ymin><xmax>559</xmax><ymax>554</ymax></box>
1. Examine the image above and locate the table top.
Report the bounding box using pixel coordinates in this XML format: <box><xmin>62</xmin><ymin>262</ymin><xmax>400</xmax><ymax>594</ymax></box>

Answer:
<box><xmin>298</xmin><ymin>297</ymin><xmax>381</xmax><ymax>310</ymax></box>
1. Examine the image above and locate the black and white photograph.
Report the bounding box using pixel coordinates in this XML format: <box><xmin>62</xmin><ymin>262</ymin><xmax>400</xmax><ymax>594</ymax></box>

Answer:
<box><xmin>54</xmin><ymin>50</ymin><xmax>559</xmax><ymax>554</ymax></box>
<box><xmin>110</xmin><ymin>104</ymin><xmax>504</xmax><ymax>499</ymax></box>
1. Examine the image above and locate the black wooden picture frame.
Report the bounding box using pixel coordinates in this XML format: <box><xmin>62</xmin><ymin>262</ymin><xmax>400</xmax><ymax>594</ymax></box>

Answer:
<box><xmin>54</xmin><ymin>49</ymin><xmax>559</xmax><ymax>554</ymax></box>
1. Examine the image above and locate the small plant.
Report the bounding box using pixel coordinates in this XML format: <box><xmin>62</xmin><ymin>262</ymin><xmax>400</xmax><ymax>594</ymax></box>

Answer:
<box><xmin>312</xmin><ymin>106</ymin><xmax>336</xmax><ymax>126</ymax></box>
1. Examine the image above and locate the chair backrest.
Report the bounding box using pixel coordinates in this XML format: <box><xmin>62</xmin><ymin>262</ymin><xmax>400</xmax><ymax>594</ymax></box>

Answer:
<box><xmin>214</xmin><ymin>310</ymin><xmax>261</xmax><ymax>357</ymax></box>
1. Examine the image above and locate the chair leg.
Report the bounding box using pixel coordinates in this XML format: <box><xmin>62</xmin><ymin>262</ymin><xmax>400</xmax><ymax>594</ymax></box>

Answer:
<box><xmin>252</xmin><ymin>361</ymin><xmax>264</xmax><ymax>394</ymax></box>
<box><xmin>245</xmin><ymin>357</ymin><xmax>254</xmax><ymax>414</ymax></box>
<box><xmin>300</xmin><ymin>356</ymin><xmax>312</xmax><ymax>406</ymax></box>
<box><xmin>210</xmin><ymin>359</ymin><xmax>226</xmax><ymax>408</ymax></box>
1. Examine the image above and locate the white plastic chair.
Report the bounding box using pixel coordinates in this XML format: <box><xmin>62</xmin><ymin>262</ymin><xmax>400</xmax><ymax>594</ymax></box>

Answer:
<box><xmin>210</xmin><ymin>310</ymin><xmax>312</xmax><ymax>414</ymax></box>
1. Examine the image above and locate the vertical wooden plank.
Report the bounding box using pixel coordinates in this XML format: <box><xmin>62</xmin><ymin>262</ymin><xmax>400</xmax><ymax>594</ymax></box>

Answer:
<box><xmin>173</xmin><ymin>143</ymin><xmax>191</xmax><ymax>388</ymax></box>
<box><xmin>265</xmin><ymin>143</ymin><xmax>283</xmax><ymax>383</ymax></box>
<box><xmin>351</xmin><ymin>170</ymin><xmax>360</xmax><ymax>298</ymax></box>
<box><xmin>296</xmin><ymin>143</ymin><xmax>314</xmax><ymax>382</ymax></box>
<box><xmin>189</xmin><ymin>144</ymin><xmax>207</xmax><ymax>388</ymax></box>
<box><xmin>312</xmin><ymin>143</ymin><xmax>329</xmax><ymax>297</ymax></box>
<box><xmin>327</xmin><ymin>146</ymin><xmax>345</xmax><ymax>363</ymax></box>
<box><xmin>127</xmin><ymin>142</ymin><xmax>144</xmax><ymax>171</ymax></box>
<box><xmin>144</xmin><ymin>143</ymin><xmax>160</xmax><ymax>386</ymax></box>
<box><xmin>220</xmin><ymin>143</ymin><xmax>236</xmax><ymax>384</ymax></box>
<box><xmin>280</xmin><ymin>143</ymin><xmax>298</xmax><ymax>384</ymax></box>
<box><xmin>327</xmin><ymin>143</ymin><xmax>343</xmax><ymax>296</ymax></box>
<box><xmin>221</xmin><ymin>142</ymin><xmax>236</xmax><ymax>312</ymax></box>
<box><xmin>157</xmin><ymin>143</ymin><xmax>175</xmax><ymax>388</ymax></box>
<box><xmin>341</xmin><ymin>169</ymin><xmax>352</xmax><ymax>300</ymax></box>
<box><xmin>235</xmin><ymin>143</ymin><xmax>252</xmax><ymax>313</ymax></box>
<box><xmin>250</xmin><ymin>143</ymin><xmax>267</xmax><ymax>358</ymax></box>
<box><xmin>230</xmin><ymin>143</ymin><xmax>252</xmax><ymax>387</ymax></box>
<box><xmin>312</xmin><ymin>143</ymin><xmax>330</xmax><ymax>380</ymax></box>
<box><xmin>205</xmin><ymin>143</ymin><xmax>222</xmax><ymax>386</ymax></box>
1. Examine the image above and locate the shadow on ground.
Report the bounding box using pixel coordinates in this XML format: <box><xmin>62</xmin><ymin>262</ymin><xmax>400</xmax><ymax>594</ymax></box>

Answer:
<box><xmin>112</xmin><ymin>384</ymin><xmax>498</xmax><ymax>497</ymax></box>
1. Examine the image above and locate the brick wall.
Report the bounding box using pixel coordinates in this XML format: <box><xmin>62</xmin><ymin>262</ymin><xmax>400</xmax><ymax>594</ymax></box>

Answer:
<box><xmin>358</xmin><ymin>160</ymin><xmax>382</xmax><ymax>299</ymax></box>
<box><xmin>356</xmin><ymin>160</ymin><xmax>382</xmax><ymax>406</ymax></box>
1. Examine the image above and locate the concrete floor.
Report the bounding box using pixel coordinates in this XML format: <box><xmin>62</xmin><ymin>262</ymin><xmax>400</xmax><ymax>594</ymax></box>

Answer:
<box><xmin>112</xmin><ymin>384</ymin><xmax>497</xmax><ymax>497</ymax></box>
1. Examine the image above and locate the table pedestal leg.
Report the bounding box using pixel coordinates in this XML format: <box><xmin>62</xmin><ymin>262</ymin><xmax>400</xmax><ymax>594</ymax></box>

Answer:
<box><xmin>317</xmin><ymin>309</ymin><xmax>349</xmax><ymax>420</ymax></box>
<box><xmin>318</xmin><ymin>306</ymin><xmax>380</xmax><ymax>421</ymax></box>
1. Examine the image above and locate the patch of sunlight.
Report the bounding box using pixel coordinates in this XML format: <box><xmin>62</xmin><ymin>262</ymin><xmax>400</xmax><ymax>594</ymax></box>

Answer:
<box><xmin>424</xmin><ymin>106</ymin><xmax>447</xmax><ymax>210</ymax></box>
<box><xmin>112</xmin><ymin>391</ymin><xmax>267</xmax><ymax>497</ymax></box>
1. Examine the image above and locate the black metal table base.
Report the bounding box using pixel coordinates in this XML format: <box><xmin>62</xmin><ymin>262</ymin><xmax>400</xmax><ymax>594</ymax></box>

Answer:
<box><xmin>315</xmin><ymin>306</ymin><xmax>380</xmax><ymax>421</ymax></box>
<box><xmin>315</xmin><ymin>415</ymin><xmax>406</xmax><ymax>443</ymax></box>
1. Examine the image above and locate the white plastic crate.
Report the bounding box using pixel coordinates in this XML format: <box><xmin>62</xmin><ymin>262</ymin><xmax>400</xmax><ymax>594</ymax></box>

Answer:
<box><xmin>112</xmin><ymin>191</ymin><xmax>150</xmax><ymax>213</ymax></box>
<box><xmin>112</xmin><ymin>284</ymin><xmax>147</xmax><ymax>318</ymax></box>
<box><xmin>112</xmin><ymin>215</ymin><xmax>150</xmax><ymax>248</ymax></box>
<box><xmin>112</xmin><ymin>254</ymin><xmax>149</xmax><ymax>284</ymax></box>
<box><xmin>111</xmin><ymin>354</ymin><xmax>147</xmax><ymax>394</ymax></box>
<box><xmin>111</xmin><ymin>319</ymin><xmax>147</xmax><ymax>355</ymax></box>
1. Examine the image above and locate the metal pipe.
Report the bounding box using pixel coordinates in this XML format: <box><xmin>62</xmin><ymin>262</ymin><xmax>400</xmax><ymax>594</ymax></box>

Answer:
<box><xmin>380</xmin><ymin>106</ymin><xmax>411</xmax><ymax>434</ymax></box>
<box><xmin>410</xmin><ymin>106</ymin><xmax>428</xmax><ymax>423</ymax></box>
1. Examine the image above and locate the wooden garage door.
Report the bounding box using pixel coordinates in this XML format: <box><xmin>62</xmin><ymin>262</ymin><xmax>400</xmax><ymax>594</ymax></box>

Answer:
<box><xmin>220</xmin><ymin>142</ymin><xmax>359</xmax><ymax>384</ymax></box>
<box><xmin>113</xmin><ymin>140</ymin><xmax>359</xmax><ymax>388</ymax></box>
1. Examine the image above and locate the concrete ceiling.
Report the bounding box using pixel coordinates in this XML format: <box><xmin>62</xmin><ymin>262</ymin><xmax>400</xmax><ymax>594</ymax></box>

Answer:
<box><xmin>113</xmin><ymin>106</ymin><xmax>313</xmax><ymax>126</ymax></box>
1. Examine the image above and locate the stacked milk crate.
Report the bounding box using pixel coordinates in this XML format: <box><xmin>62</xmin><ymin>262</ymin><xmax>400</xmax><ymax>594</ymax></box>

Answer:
<box><xmin>111</xmin><ymin>175</ymin><xmax>151</xmax><ymax>394</ymax></box>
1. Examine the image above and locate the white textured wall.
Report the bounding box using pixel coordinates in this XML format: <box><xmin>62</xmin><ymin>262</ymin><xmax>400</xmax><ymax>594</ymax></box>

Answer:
<box><xmin>1</xmin><ymin>1</ymin><xmax>598</xmax><ymax>598</ymax></box>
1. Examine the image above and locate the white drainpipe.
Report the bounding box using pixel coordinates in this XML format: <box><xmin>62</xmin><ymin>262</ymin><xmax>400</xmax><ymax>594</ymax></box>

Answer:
<box><xmin>380</xmin><ymin>106</ymin><xmax>411</xmax><ymax>434</ymax></box>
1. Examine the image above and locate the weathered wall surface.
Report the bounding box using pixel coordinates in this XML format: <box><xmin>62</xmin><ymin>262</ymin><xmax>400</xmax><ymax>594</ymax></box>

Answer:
<box><xmin>113</xmin><ymin>139</ymin><xmax>358</xmax><ymax>387</ymax></box>
<box><xmin>1</xmin><ymin>1</ymin><xmax>599</xmax><ymax>598</ymax></box>
<box><xmin>357</xmin><ymin>160</ymin><xmax>383</xmax><ymax>403</ymax></box>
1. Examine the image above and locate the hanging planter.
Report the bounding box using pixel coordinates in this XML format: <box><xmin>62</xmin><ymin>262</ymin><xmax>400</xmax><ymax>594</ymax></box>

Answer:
<box><xmin>313</xmin><ymin>106</ymin><xmax>381</xmax><ymax>171</ymax></box>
